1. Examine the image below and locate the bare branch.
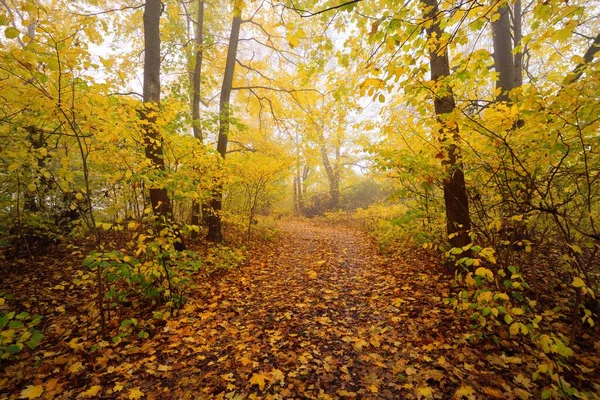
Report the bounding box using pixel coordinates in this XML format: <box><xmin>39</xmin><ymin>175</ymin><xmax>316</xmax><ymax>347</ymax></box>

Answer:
<box><xmin>284</xmin><ymin>0</ymin><xmax>363</xmax><ymax>18</ymax></box>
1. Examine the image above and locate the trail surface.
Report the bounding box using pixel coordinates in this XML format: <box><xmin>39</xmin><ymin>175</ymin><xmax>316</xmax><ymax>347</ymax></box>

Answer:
<box><xmin>3</xmin><ymin>220</ymin><xmax>534</xmax><ymax>399</ymax></box>
<box><xmin>148</xmin><ymin>220</ymin><xmax>466</xmax><ymax>399</ymax></box>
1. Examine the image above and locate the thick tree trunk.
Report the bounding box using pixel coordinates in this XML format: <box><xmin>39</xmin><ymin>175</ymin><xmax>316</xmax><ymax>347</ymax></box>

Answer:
<box><xmin>192</xmin><ymin>0</ymin><xmax>204</xmax><ymax>140</ymax></box>
<box><xmin>513</xmin><ymin>0</ymin><xmax>523</xmax><ymax>88</ymax></box>
<box><xmin>492</xmin><ymin>1</ymin><xmax>515</xmax><ymax>102</ymax></box>
<box><xmin>423</xmin><ymin>0</ymin><xmax>471</xmax><ymax>254</ymax></box>
<box><xmin>206</xmin><ymin>13</ymin><xmax>242</xmax><ymax>242</ymax></box>
<box><xmin>190</xmin><ymin>0</ymin><xmax>205</xmax><ymax>239</ymax></box>
<box><xmin>143</xmin><ymin>0</ymin><xmax>184</xmax><ymax>250</ymax></box>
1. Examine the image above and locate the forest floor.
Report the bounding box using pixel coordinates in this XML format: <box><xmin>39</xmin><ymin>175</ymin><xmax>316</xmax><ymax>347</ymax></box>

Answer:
<box><xmin>2</xmin><ymin>219</ymin><xmax>600</xmax><ymax>399</ymax></box>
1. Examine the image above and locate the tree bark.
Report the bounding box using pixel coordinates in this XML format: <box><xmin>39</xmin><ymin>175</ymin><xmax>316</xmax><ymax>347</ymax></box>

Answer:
<box><xmin>513</xmin><ymin>0</ymin><xmax>523</xmax><ymax>88</ymax></box>
<box><xmin>190</xmin><ymin>0</ymin><xmax>205</xmax><ymax>239</ymax></box>
<box><xmin>206</xmin><ymin>12</ymin><xmax>242</xmax><ymax>242</ymax></box>
<box><xmin>318</xmin><ymin>132</ymin><xmax>340</xmax><ymax>210</ymax></box>
<box><xmin>192</xmin><ymin>0</ymin><xmax>204</xmax><ymax>140</ymax></box>
<box><xmin>492</xmin><ymin>1</ymin><xmax>515</xmax><ymax>102</ymax></box>
<box><xmin>423</xmin><ymin>0</ymin><xmax>471</xmax><ymax>255</ymax></box>
<box><xmin>143</xmin><ymin>0</ymin><xmax>184</xmax><ymax>250</ymax></box>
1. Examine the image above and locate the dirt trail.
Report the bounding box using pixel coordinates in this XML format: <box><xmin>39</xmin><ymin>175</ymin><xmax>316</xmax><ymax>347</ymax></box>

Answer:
<box><xmin>1</xmin><ymin>219</ymin><xmax>491</xmax><ymax>400</ymax></box>
<box><xmin>153</xmin><ymin>220</ymin><xmax>460</xmax><ymax>399</ymax></box>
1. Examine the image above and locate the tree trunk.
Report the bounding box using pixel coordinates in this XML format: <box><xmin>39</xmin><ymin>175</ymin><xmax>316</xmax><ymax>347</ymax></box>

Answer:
<box><xmin>293</xmin><ymin>173</ymin><xmax>299</xmax><ymax>215</ymax></box>
<box><xmin>423</xmin><ymin>0</ymin><xmax>471</xmax><ymax>255</ymax></box>
<box><xmin>143</xmin><ymin>0</ymin><xmax>184</xmax><ymax>250</ymax></box>
<box><xmin>206</xmin><ymin>12</ymin><xmax>242</xmax><ymax>242</ymax></box>
<box><xmin>492</xmin><ymin>1</ymin><xmax>515</xmax><ymax>102</ymax></box>
<box><xmin>190</xmin><ymin>0</ymin><xmax>205</xmax><ymax>239</ymax></box>
<box><xmin>192</xmin><ymin>0</ymin><xmax>204</xmax><ymax>140</ymax></box>
<box><xmin>318</xmin><ymin>133</ymin><xmax>340</xmax><ymax>210</ymax></box>
<box><xmin>513</xmin><ymin>0</ymin><xmax>523</xmax><ymax>88</ymax></box>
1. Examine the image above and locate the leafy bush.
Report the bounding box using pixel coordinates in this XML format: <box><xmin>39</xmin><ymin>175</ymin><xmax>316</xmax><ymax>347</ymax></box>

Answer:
<box><xmin>324</xmin><ymin>203</ymin><xmax>444</xmax><ymax>252</ymax></box>
<box><xmin>0</xmin><ymin>294</ymin><xmax>43</xmax><ymax>361</ymax></box>
<box><xmin>447</xmin><ymin>243</ymin><xmax>598</xmax><ymax>398</ymax></box>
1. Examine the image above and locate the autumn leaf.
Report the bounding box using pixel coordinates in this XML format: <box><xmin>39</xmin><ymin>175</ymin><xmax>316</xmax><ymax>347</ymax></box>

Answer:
<box><xmin>68</xmin><ymin>361</ymin><xmax>83</xmax><ymax>374</ymax></box>
<box><xmin>270</xmin><ymin>369</ymin><xmax>285</xmax><ymax>384</ymax></box>
<box><xmin>113</xmin><ymin>382</ymin><xmax>125</xmax><ymax>392</ymax></box>
<box><xmin>454</xmin><ymin>385</ymin><xmax>475</xmax><ymax>399</ymax></box>
<box><xmin>249</xmin><ymin>372</ymin><xmax>270</xmax><ymax>390</ymax></box>
<box><xmin>20</xmin><ymin>386</ymin><xmax>43</xmax><ymax>399</ymax></box>
<box><xmin>128</xmin><ymin>388</ymin><xmax>144</xmax><ymax>399</ymax></box>
<box><xmin>352</xmin><ymin>337</ymin><xmax>369</xmax><ymax>351</ymax></box>
<box><xmin>79</xmin><ymin>385</ymin><xmax>102</xmax><ymax>398</ymax></box>
<box><xmin>572</xmin><ymin>277</ymin><xmax>585</xmax><ymax>288</ymax></box>
<box><xmin>417</xmin><ymin>386</ymin><xmax>434</xmax><ymax>398</ymax></box>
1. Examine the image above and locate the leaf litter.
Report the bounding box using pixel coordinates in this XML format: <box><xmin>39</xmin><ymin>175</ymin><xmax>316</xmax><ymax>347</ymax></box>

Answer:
<box><xmin>2</xmin><ymin>220</ymin><xmax>599</xmax><ymax>399</ymax></box>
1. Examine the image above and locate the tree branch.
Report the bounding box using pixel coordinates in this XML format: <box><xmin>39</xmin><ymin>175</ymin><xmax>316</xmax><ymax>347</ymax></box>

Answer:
<box><xmin>563</xmin><ymin>32</ymin><xmax>600</xmax><ymax>85</ymax></box>
<box><xmin>284</xmin><ymin>0</ymin><xmax>363</xmax><ymax>18</ymax></box>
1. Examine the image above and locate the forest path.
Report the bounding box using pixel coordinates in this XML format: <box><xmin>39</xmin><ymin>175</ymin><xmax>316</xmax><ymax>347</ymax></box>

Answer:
<box><xmin>157</xmin><ymin>219</ymin><xmax>462</xmax><ymax>399</ymax></box>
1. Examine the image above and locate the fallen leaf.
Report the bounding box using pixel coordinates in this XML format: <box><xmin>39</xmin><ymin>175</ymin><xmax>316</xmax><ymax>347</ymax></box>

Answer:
<box><xmin>418</xmin><ymin>386</ymin><xmax>434</xmax><ymax>398</ymax></box>
<box><xmin>113</xmin><ymin>383</ymin><xmax>124</xmax><ymax>392</ymax></box>
<box><xmin>128</xmin><ymin>388</ymin><xmax>144</xmax><ymax>399</ymax></box>
<box><xmin>79</xmin><ymin>385</ymin><xmax>101</xmax><ymax>398</ymax></box>
<box><xmin>271</xmin><ymin>369</ymin><xmax>285</xmax><ymax>384</ymax></box>
<box><xmin>454</xmin><ymin>385</ymin><xmax>475</xmax><ymax>399</ymax></box>
<box><xmin>69</xmin><ymin>361</ymin><xmax>83</xmax><ymax>374</ymax></box>
<box><xmin>20</xmin><ymin>386</ymin><xmax>43</xmax><ymax>399</ymax></box>
<box><xmin>250</xmin><ymin>372</ymin><xmax>269</xmax><ymax>390</ymax></box>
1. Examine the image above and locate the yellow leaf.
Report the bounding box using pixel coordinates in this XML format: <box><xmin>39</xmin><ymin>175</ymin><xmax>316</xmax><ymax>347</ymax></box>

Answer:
<box><xmin>270</xmin><ymin>368</ymin><xmax>285</xmax><ymax>384</ymax></box>
<box><xmin>8</xmin><ymin>162</ymin><xmax>21</xmax><ymax>172</ymax></box>
<box><xmin>128</xmin><ymin>388</ymin><xmax>144</xmax><ymax>399</ymax></box>
<box><xmin>475</xmin><ymin>267</ymin><xmax>494</xmax><ymax>281</ymax></box>
<box><xmin>572</xmin><ymin>277</ymin><xmax>585</xmax><ymax>288</ymax></box>
<box><xmin>250</xmin><ymin>372</ymin><xmax>269</xmax><ymax>390</ymax></box>
<box><xmin>113</xmin><ymin>382</ymin><xmax>124</xmax><ymax>392</ymax></box>
<box><xmin>308</xmin><ymin>270</ymin><xmax>317</xmax><ymax>279</ymax></box>
<box><xmin>510</xmin><ymin>322</ymin><xmax>520</xmax><ymax>335</ymax></box>
<box><xmin>20</xmin><ymin>385</ymin><xmax>43</xmax><ymax>399</ymax></box>
<box><xmin>240</xmin><ymin>356</ymin><xmax>253</xmax><ymax>366</ymax></box>
<box><xmin>75</xmin><ymin>193</ymin><xmax>84</xmax><ymax>201</ymax></box>
<box><xmin>352</xmin><ymin>337</ymin><xmax>369</xmax><ymax>351</ymax></box>
<box><xmin>69</xmin><ymin>361</ymin><xmax>83</xmax><ymax>373</ymax></box>
<box><xmin>511</xmin><ymin>307</ymin><xmax>525</xmax><ymax>316</ymax></box>
<box><xmin>369</xmin><ymin>384</ymin><xmax>379</xmax><ymax>393</ymax></box>
<box><xmin>418</xmin><ymin>386</ymin><xmax>433</xmax><ymax>398</ymax></box>
<box><xmin>455</xmin><ymin>385</ymin><xmax>475</xmax><ymax>398</ymax></box>
<box><xmin>286</xmin><ymin>32</ymin><xmax>299</xmax><ymax>47</ymax></box>
<box><xmin>80</xmin><ymin>385</ymin><xmax>101</xmax><ymax>398</ymax></box>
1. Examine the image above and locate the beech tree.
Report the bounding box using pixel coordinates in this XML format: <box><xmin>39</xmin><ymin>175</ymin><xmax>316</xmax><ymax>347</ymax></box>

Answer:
<box><xmin>422</xmin><ymin>0</ymin><xmax>471</xmax><ymax>252</ymax></box>
<box><xmin>206</xmin><ymin>6</ymin><xmax>242</xmax><ymax>242</ymax></box>
<box><xmin>142</xmin><ymin>0</ymin><xmax>182</xmax><ymax>248</ymax></box>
